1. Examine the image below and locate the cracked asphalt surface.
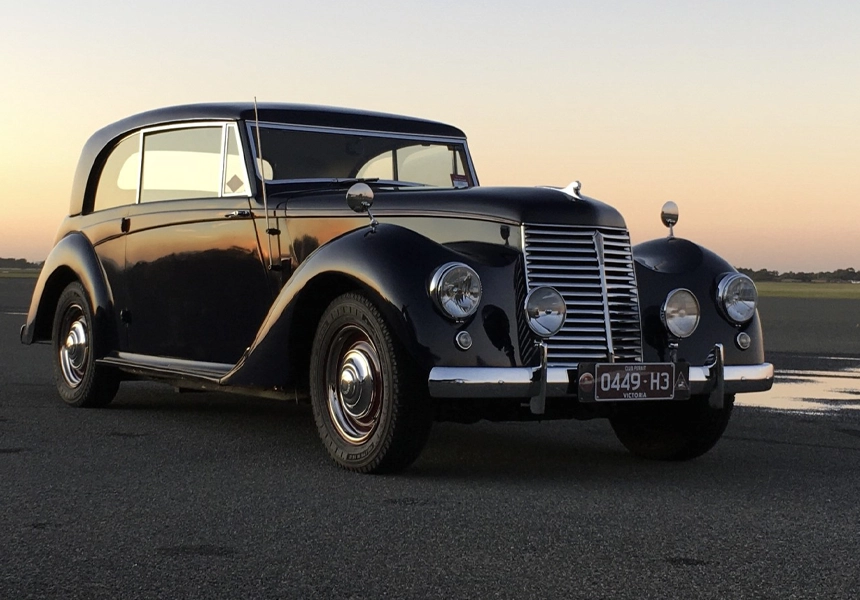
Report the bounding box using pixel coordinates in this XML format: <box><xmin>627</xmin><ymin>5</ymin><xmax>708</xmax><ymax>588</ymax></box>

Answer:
<box><xmin>2</xmin><ymin>278</ymin><xmax>859</xmax><ymax>599</ymax></box>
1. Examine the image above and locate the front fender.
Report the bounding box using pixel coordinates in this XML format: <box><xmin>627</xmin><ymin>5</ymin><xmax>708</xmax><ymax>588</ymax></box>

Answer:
<box><xmin>20</xmin><ymin>232</ymin><xmax>116</xmax><ymax>354</ymax></box>
<box><xmin>634</xmin><ymin>237</ymin><xmax>765</xmax><ymax>366</ymax></box>
<box><xmin>222</xmin><ymin>223</ymin><xmax>527</xmax><ymax>389</ymax></box>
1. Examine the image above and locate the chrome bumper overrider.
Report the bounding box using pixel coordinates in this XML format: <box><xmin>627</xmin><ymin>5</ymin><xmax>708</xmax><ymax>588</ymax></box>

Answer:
<box><xmin>428</xmin><ymin>344</ymin><xmax>774</xmax><ymax>414</ymax></box>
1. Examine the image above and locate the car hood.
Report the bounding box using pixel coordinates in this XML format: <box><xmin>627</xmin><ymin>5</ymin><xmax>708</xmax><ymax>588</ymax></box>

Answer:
<box><xmin>273</xmin><ymin>185</ymin><xmax>628</xmax><ymax>229</ymax></box>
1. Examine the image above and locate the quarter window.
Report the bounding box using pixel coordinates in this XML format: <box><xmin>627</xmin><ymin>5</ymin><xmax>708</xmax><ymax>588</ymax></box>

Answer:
<box><xmin>223</xmin><ymin>125</ymin><xmax>249</xmax><ymax>196</ymax></box>
<box><xmin>92</xmin><ymin>134</ymin><xmax>140</xmax><ymax>212</ymax></box>
<box><xmin>140</xmin><ymin>127</ymin><xmax>222</xmax><ymax>203</ymax></box>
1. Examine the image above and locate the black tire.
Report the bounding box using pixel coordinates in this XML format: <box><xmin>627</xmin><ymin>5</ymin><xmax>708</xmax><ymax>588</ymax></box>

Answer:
<box><xmin>609</xmin><ymin>395</ymin><xmax>734</xmax><ymax>461</ymax></box>
<box><xmin>51</xmin><ymin>282</ymin><xmax>120</xmax><ymax>408</ymax></box>
<box><xmin>309</xmin><ymin>292</ymin><xmax>433</xmax><ymax>474</ymax></box>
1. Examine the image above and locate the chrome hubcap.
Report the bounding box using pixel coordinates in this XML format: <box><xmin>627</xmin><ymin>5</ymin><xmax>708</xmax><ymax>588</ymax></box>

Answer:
<box><xmin>59</xmin><ymin>306</ymin><xmax>88</xmax><ymax>388</ymax></box>
<box><xmin>325</xmin><ymin>326</ymin><xmax>383</xmax><ymax>445</ymax></box>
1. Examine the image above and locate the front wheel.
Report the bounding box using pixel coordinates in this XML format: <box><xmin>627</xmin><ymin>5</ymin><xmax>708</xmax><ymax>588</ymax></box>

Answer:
<box><xmin>51</xmin><ymin>282</ymin><xmax>119</xmax><ymax>407</ymax></box>
<box><xmin>309</xmin><ymin>292</ymin><xmax>433</xmax><ymax>473</ymax></box>
<box><xmin>609</xmin><ymin>395</ymin><xmax>734</xmax><ymax>461</ymax></box>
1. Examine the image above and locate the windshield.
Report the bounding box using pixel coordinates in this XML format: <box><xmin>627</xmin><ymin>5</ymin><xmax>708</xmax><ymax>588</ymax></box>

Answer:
<box><xmin>249</xmin><ymin>125</ymin><xmax>474</xmax><ymax>188</ymax></box>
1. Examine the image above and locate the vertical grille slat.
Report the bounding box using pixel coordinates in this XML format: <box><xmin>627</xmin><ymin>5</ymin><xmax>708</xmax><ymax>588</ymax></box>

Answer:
<box><xmin>523</xmin><ymin>224</ymin><xmax>643</xmax><ymax>366</ymax></box>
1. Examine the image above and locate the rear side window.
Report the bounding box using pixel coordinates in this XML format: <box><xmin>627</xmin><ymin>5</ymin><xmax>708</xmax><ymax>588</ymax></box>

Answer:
<box><xmin>93</xmin><ymin>134</ymin><xmax>140</xmax><ymax>212</ymax></box>
<box><xmin>140</xmin><ymin>127</ymin><xmax>222</xmax><ymax>203</ymax></box>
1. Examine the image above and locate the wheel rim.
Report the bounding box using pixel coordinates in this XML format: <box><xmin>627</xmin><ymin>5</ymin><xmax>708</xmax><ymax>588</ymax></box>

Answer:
<box><xmin>59</xmin><ymin>304</ymin><xmax>89</xmax><ymax>389</ymax></box>
<box><xmin>324</xmin><ymin>324</ymin><xmax>383</xmax><ymax>445</ymax></box>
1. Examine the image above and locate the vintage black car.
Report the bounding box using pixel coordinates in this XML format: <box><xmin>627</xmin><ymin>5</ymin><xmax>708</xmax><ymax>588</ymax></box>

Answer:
<box><xmin>21</xmin><ymin>102</ymin><xmax>773</xmax><ymax>472</ymax></box>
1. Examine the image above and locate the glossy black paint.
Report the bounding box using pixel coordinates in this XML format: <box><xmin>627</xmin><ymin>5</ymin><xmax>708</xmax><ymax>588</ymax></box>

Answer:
<box><xmin>222</xmin><ymin>223</ymin><xmax>530</xmax><ymax>391</ymax></box>
<box><xmin>121</xmin><ymin>196</ymin><xmax>272</xmax><ymax>364</ymax></box>
<box><xmin>268</xmin><ymin>185</ymin><xmax>626</xmax><ymax>229</ymax></box>
<box><xmin>21</xmin><ymin>232</ymin><xmax>116</xmax><ymax>356</ymax></box>
<box><xmin>634</xmin><ymin>237</ymin><xmax>765</xmax><ymax>366</ymax></box>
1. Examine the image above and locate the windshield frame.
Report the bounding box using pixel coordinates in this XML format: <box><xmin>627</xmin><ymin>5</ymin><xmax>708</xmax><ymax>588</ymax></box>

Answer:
<box><xmin>245</xmin><ymin>121</ymin><xmax>479</xmax><ymax>188</ymax></box>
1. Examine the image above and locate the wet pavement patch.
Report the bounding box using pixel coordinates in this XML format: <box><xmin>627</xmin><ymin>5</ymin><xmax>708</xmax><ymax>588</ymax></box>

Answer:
<box><xmin>156</xmin><ymin>544</ymin><xmax>236</xmax><ymax>558</ymax></box>
<box><xmin>0</xmin><ymin>448</ymin><xmax>28</xmax><ymax>454</ymax></box>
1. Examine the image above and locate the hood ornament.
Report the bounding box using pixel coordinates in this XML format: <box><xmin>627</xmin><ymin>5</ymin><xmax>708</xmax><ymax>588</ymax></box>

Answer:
<box><xmin>561</xmin><ymin>180</ymin><xmax>582</xmax><ymax>200</ymax></box>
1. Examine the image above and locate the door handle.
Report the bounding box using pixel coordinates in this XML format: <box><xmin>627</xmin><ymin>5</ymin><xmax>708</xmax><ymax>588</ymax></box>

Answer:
<box><xmin>225</xmin><ymin>210</ymin><xmax>252</xmax><ymax>218</ymax></box>
<box><xmin>121</xmin><ymin>217</ymin><xmax>130</xmax><ymax>233</ymax></box>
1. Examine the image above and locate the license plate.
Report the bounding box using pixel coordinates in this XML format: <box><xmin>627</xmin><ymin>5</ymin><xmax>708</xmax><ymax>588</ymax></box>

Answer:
<box><xmin>589</xmin><ymin>363</ymin><xmax>686</xmax><ymax>401</ymax></box>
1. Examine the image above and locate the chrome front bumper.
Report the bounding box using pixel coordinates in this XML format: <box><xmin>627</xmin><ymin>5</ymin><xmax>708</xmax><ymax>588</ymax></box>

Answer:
<box><xmin>428</xmin><ymin>344</ymin><xmax>773</xmax><ymax>413</ymax></box>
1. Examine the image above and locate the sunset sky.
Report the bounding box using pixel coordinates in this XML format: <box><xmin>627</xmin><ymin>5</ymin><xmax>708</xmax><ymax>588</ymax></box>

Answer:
<box><xmin>2</xmin><ymin>1</ymin><xmax>857</xmax><ymax>272</ymax></box>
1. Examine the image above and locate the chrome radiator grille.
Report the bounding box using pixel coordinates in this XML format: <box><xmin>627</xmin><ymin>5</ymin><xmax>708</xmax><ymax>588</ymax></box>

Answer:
<box><xmin>522</xmin><ymin>224</ymin><xmax>643</xmax><ymax>365</ymax></box>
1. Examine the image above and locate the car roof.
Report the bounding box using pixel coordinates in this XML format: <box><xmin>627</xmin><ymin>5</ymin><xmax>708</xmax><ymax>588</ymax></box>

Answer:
<box><xmin>100</xmin><ymin>102</ymin><xmax>466</xmax><ymax>141</ymax></box>
<box><xmin>70</xmin><ymin>102</ymin><xmax>467</xmax><ymax>215</ymax></box>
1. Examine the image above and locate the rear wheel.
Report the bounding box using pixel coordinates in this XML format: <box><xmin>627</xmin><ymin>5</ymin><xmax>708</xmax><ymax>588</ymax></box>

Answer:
<box><xmin>52</xmin><ymin>282</ymin><xmax>119</xmax><ymax>408</ymax></box>
<box><xmin>609</xmin><ymin>395</ymin><xmax>734</xmax><ymax>460</ymax></box>
<box><xmin>310</xmin><ymin>292</ymin><xmax>433</xmax><ymax>473</ymax></box>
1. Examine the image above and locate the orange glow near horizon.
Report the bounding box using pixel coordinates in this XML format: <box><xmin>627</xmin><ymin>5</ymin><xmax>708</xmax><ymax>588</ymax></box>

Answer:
<box><xmin>2</xmin><ymin>2</ymin><xmax>858</xmax><ymax>272</ymax></box>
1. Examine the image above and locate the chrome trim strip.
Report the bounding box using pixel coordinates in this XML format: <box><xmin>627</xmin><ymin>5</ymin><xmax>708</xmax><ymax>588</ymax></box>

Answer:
<box><xmin>428</xmin><ymin>363</ymin><xmax>774</xmax><ymax>399</ymax></box>
<box><xmin>218</xmin><ymin>123</ymin><xmax>227</xmax><ymax>198</ymax></box>
<box><xmin>593</xmin><ymin>231</ymin><xmax>615</xmax><ymax>362</ymax></box>
<box><xmin>428</xmin><ymin>367</ymin><xmax>538</xmax><ymax>398</ymax></box>
<box><xmin>689</xmin><ymin>363</ymin><xmax>774</xmax><ymax>394</ymax></box>
<box><xmin>281</xmin><ymin>207</ymin><xmax>521</xmax><ymax>226</ymax></box>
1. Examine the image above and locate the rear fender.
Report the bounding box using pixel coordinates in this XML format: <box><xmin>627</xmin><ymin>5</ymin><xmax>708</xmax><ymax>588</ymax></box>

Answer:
<box><xmin>20</xmin><ymin>233</ymin><xmax>116</xmax><ymax>355</ymax></box>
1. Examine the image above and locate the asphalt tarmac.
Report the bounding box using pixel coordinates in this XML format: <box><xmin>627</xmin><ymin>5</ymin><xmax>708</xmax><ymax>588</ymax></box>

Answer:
<box><xmin>2</xmin><ymin>279</ymin><xmax>859</xmax><ymax>599</ymax></box>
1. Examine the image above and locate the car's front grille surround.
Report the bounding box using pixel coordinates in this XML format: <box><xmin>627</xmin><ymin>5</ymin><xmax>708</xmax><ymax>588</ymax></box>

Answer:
<box><xmin>522</xmin><ymin>224</ymin><xmax>643</xmax><ymax>365</ymax></box>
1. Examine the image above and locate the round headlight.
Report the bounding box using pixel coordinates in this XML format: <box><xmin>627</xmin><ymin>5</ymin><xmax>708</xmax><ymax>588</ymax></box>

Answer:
<box><xmin>430</xmin><ymin>262</ymin><xmax>482</xmax><ymax>320</ymax></box>
<box><xmin>718</xmin><ymin>273</ymin><xmax>758</xmax><ymax>324</ymax></box>
<box><xmin>525</xmin><ymin>286</ymin><xmax>566</xmax><ymax>338</ymax></box>
<box><xmin>661</xmin><ymin>288</ymin><xmax>700</xmax><ymax>338</ymax></box>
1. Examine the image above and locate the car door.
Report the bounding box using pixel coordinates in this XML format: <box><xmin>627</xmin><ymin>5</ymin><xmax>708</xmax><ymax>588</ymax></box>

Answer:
<box><xmin>122</xmin><ymin>123</ymin><xmax>272</xmax><ymax>365</ymax></box>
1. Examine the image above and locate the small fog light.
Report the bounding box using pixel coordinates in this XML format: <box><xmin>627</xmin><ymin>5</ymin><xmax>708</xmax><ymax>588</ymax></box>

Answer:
<box><xmin>525</xmin><ymin>286</ymin><xmax>566</xmax><ymax>338</ymax></box>
<box><xmin>455</xmin><ymin>330</ymin><xmax>473</xmax><ymax>351</ymax></box>
<box><xmin>736</xmin><ymin>331</ymin><xmax>751</xmax><ymax>350</ymax></box>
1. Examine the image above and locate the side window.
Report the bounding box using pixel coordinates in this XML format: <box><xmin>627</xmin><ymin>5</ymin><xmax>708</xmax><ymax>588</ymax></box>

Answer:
<box><xmin>357</xmin><ymin>151</ymin><xmax>394</xmax><ymax>180</ymax></box>
<box><xmin>223</xmin><ymin>125</ymin><xmax>249</xmax><ymax>195</ymax></box>
<box><xmin>140</xmin><ymin>127</ymin><xmax>222</xmax><ymax>203</ymax></box>
<box><xmin>93</xmin><ymin>134</ymin><xmax>140</xmax><ymax>212</ymax></box>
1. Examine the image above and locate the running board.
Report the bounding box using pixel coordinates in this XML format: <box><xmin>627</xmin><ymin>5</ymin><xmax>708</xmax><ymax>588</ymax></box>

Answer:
<box><xmin>98</xmin><ymin>352</ymin><xmax>233</xmax><ymax>384</ymax></box>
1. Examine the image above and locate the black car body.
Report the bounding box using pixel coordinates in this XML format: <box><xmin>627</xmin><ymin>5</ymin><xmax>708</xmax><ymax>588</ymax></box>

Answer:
<box><xmin>21</xmin><ymin>103</ymin><xmax>773</xmax><ymax>472</ymax></box>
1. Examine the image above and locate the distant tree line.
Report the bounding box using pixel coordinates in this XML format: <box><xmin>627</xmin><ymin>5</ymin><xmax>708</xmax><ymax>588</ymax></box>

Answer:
<box><xmin>0</xmin><ymin>258</ymin><xmax>44</xmax><ymax>269</ymax></box>
<box><xmin>738</xmin><ymin>267</ymin><xmax>858</xmax><ymax>283</ymax></box>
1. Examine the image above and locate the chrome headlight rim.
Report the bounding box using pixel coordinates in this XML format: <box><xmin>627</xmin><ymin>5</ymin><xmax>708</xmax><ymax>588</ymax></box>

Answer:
<box><xmin>524</xmin><ymin>286</ymin><xmax>567</xmax><ymax>338</ymax></box>
<box><xmin>717</xmin><ymin>273</ymin><xmax>758</xmax><ymax>324</ymax></box>
<box><xmin>661</xmin><ymin>288</ymin><xmax>700</xmax><ymax>339</ymax></box>
<box><xmin>429</xmin><ymin>262</ymin><xmax>482</xmax><ymax>321</ymax></box>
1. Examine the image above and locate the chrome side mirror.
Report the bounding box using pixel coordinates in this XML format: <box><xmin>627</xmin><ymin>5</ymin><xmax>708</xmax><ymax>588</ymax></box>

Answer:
<box><xmin>346</xmin><ymin>182</ymin><xmax>378</xmax><ymax>232</ymax></box>
<box><xmin>661</xmin><ymin>201</ymin><xmax>679</xmax><ymax>238</ymax></box>
<box><xmin>346</xmin><ymin>182</ymin><xmax>374</xmax><ymax>213</ymax></box>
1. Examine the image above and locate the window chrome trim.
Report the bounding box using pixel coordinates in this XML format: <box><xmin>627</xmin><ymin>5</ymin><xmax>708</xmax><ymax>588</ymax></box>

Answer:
<box><xmin>135</xmin><ymin>121</ymin><xmax>249</xmax><ymax>204</ymax></box>
<box><xmin>245</xmin><ymin>121</ymin><xmax>478</xmax><ymax>186</ymax></box>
